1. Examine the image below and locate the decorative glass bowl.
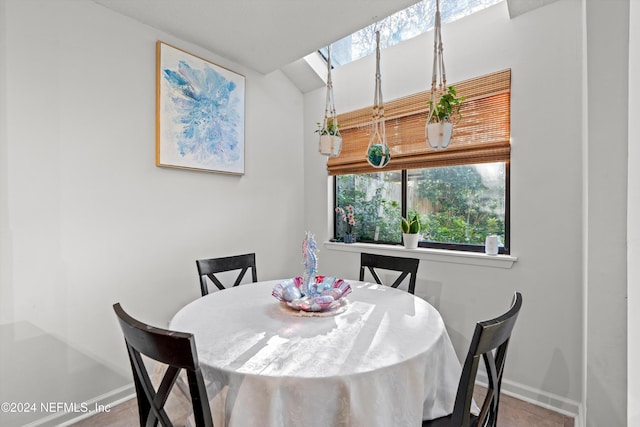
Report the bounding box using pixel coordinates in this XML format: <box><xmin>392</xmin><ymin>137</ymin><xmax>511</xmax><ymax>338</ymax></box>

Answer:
<box><xmin>272</xmin><ymin>276</ymin><xmax>351</xmax><ymax>312</ymax></box>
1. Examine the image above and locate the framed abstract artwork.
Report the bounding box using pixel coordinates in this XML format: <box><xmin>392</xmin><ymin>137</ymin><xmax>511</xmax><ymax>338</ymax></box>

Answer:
<box><xmin>156</xmin><ymin>41</ymin><xmax>245</xmax><ymax>175</ymax></box>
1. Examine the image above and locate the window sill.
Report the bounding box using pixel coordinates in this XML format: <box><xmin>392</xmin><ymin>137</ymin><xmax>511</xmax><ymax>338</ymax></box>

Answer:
<box><xmin>324</xmin><ymin>241</ymin><xmax>517</xmax><ymax>269</ymax></box>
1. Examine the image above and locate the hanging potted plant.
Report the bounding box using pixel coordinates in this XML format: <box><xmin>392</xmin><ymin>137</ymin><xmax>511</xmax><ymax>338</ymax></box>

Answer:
<box><xmin>425</xmin><ymin>0</ymin><xmax>464</xmax><ymax>151</ymax></box>
<box><xmin>317</xmin><ymin>118</ymin><xmax>342</xmax><ymax>157</ymax></box>
<box><xmin>366</xmin><ymin>30</ymin><xmax>391</xmax><ymax>169</ymax></box>
<box><xmin>401</xmin><ymin>213</ymin><xmax>421</xmax><ymax>249</ymax></box>
<box><xmin>426</xmin><ymin>85</ymin><xmax>464</xmax><ymax>150</ymax></box>
<box><xmin>318</xmin><ymin>45</ymin><xmax>343</xmax><ymax>158</ymax></box>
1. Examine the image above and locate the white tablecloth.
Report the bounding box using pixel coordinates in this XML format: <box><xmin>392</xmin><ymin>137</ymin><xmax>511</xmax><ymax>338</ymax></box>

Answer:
<box><xmin>170</xmin><ymin>280</ymin><xmax>461</xmax><ymax>427</ymax></box>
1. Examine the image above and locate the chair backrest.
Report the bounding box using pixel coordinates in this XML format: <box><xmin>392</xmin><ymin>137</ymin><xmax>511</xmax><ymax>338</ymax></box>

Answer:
<box><xmin>450</xmin><ymin>292</ymin><xmax>523</xmax><ymax>427</ymax></box>
<box><xmin>359</xmin><ymin>252</ymin><xmax>420</xmax><ymax>294</ymax></box>
<box><xmin>196</xmin><ymin>253</ymin><xmax>258</xmax><ymax>296</ymax></box>
<box><xmin>113</xmin><ymin>303</ymin><xmax>213</xmax><ymax>427</ymax></box>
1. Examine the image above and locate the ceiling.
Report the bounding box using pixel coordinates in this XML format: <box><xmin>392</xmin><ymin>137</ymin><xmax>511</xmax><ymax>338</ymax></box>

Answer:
<box><xmin>91</xmin><ymin>0</ymin><xmax>422</xmax><ymax>74</ymax></box>
<box><xmin>91</xmin><ymin>0</ymin><xmax>556</xmax><ymax>82</ymax></box>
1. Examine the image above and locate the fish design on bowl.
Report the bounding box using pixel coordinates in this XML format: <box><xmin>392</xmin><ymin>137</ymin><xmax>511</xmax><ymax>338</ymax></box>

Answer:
<box><xmin>272</xmin><ymin>276</ymin><xmax>351</xmax><ymax>312</ymax></box>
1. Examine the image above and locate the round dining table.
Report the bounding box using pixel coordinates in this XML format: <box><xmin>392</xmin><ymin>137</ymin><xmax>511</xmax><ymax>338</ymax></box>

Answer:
<box><xmin>170</xmin><ymin>279</ymin><xmax>462</xmax><ymax>427</ymax></box>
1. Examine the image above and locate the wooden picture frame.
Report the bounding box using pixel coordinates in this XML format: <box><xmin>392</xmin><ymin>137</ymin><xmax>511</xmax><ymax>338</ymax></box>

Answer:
<box><xmin>156</xmin><ymin>41</ymin><xmax>245</xmax><ymax>175</ymax></box>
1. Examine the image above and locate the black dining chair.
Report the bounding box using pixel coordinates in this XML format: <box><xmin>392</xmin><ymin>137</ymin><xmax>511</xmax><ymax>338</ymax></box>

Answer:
<box><xmin>359</xmin><ymin>252</ymin><xmax>420</xmax><ymax>294</ymax></box>
<box><xmin>422</xmin><ymin>292</ymin><xmax>523</xmax><ymax>427</ymax></box>
<box><xmin>196</xmin><ymin>253</ymin><xmax>258</xmax><ymax>296</ymax></box>
<box><xmin>113</xmin><ymin>303</ymin><xmax>214</xmax><ymax>427</ymax></box>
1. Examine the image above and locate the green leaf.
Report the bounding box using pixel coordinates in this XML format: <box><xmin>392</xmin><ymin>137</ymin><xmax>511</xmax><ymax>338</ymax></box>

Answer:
<box><xmin>401</xmin><ymin>214</ymin><xmax>421</xmax><ymax>234</ymax></box>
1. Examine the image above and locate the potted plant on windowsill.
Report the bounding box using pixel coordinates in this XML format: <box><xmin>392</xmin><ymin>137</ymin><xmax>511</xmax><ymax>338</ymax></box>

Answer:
<box><xmin>426</xmin><ymin>85</ymin><xmax>464</xmax><ymax>150</ymax></box>
<box><xmin>317</xmin><ymin>118</ymin><xmax>342</xmax><ymax>157</ymax></box>
<box><xmin>401</xmin><ymin>213</ymin><xmax>421</xmax><ymax>249</ymax></box>
<box><xmin>336</xmin><ymin>205</ymin><xmax>356</xmax><ymax>243</ymax></box>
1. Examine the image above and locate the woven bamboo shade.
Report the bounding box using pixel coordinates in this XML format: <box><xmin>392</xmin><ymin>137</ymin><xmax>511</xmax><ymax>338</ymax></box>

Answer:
<box><xmin>327</xmin><ymin>69</ymin><xmax>511</xmax><ymax>175</ymax></box>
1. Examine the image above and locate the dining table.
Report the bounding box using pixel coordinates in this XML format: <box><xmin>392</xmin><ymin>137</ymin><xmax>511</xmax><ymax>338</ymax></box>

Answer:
<box><xmin>169</xmin><ymin>279</ymin><xmax>462</xmax><ymax>427</ymax></box>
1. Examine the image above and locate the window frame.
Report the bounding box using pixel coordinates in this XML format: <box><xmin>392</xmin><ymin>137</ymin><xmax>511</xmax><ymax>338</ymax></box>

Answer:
<box><xmin>333</xmin><ymin>162</ymin><xmax>510</xmax><ymax>255</ymax></box>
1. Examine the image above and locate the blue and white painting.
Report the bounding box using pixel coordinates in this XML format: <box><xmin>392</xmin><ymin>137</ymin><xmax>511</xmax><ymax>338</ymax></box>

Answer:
<box><xmin>157</xmin><ymin>42</ymin><xmax>245</xmax><ymax>174</ymax></box>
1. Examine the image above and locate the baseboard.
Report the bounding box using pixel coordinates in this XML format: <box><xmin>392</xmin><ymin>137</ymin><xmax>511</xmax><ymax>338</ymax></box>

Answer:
<box><xmin>22</xmin><ymin>385</ymin><xmax>135</xmax><ymax>427</ymax></box>
<box><xmin>21</xmin><ymin>378</ymin><xmax>584</xmax><ymax>426</ymax></box>
<box><xmin>476</xmin><ymin>374</ymin><xmax>581</xmax><ymax>419</ymax></box>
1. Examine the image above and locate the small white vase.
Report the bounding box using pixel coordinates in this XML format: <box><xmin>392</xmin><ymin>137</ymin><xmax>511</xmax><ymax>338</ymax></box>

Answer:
<box><xmin>485</xmin><ymin>235</ymin><xmax>499</xmax><ymax>255</ymax></box>
<box><xmin>403</xmin><ymin>233</ymin><xmax>420</xmax><ymax>249</ymax></box>
<box><xmin>426</xmin><ymin>122</ymin><xmax>453</xmax><ymax>150</ymax></box>
<box><xmin>319</xmin><ymin>135</ymin><xmax>343</xmax><ymax>157</ymax></box>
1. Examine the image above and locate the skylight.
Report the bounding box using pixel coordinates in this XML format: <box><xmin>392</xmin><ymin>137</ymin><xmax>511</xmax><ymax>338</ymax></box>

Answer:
<box><xmin>320</xmin><ymin>0</ymin><xmax>503</xmax><ymax>68</ymax></box>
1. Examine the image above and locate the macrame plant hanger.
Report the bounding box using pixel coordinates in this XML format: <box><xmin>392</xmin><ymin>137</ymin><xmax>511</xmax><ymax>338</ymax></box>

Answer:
<box><xmin>318</xmin><ymin>45</ymin><xmax>342</xmax><ymax>157</ymax></box>
<box><xmin>366</xmin><ymin>30</ymin><xmax>391</xmax><ymax>168</ymax></box>
<box><xmin>426</xmin><ymin>0</ymin><xmax>454</xmax><ymax>150</ymax></box>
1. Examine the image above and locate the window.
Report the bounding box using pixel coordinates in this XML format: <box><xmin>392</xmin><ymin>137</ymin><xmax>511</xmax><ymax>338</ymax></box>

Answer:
<box><xmin>335</xmin><ymin>163</ymin><xmax>509</xmax><ymax>253</ymax></box>
<box><xmin>320</xmin><ymin>0</ymin><xmax>503</xmax><ymax>68</ymax></box>
<box><xmin>336</xmin><ymin>171</ymin><xmax>402</xmax><ymax>242</ymax></box>
<box><xmin>332</xmin><ymin>70</ymin><xmax>511</xmax><ymax>254</ymax></box>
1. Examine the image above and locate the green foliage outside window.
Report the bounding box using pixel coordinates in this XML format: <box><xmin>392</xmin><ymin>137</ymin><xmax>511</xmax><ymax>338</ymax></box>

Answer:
<box><xmin>412</xmin><ymin>164</ymin><xmax>505</xmax><ymax>245</ymax></box>
<box><xmin>336</xmin><ymin>173</ymin><xmax>401</xmax><ymax>243</ymax></box>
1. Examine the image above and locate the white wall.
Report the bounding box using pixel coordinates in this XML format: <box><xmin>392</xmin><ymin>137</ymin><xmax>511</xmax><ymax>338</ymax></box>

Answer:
<box><xmin>0</xmin><ymin>0</ymin><xmax>11</xmax><ymax>322</ymax></box>
<box><xmin>584</xmin><ymin>0</ymin><xmax>629</xmax><ymax>425</ymax></box>
<box><xmin>0</xmin><ymin>0</ymin><xmax>305</xmax><ymax>424</ymax></box>
<box><xmin>628</xmin><ymin>0</ymin><xmax>639</xmax><ymax>425</ymax></box>
<box><xmin>304</xmin><ymin>0</ymin><xmax>586</xmax><ymax>416</ymax></box>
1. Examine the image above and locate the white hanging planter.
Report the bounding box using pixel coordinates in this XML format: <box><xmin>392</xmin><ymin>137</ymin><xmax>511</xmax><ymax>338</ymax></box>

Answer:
<box><xmin>403</xmin><ymin>233</ymin><xmax>420</xmax><ymax>249</ymax></box>
<box><xmin>319</xmin><ymin>134</ymin><xmax>343</xmax><ymax>157</ymax></box>
<box><xmin>426</xmin><ymin>121</ymin><xmax>454</xmax><ymax>150</ymax></box>
<box><xmin>424</xmin><ymin>0</ymin><xmax>463</xmax><ymax>151</ymax></box>
<box><xmin>317</xmin><ymin>45</ymin><xmax>342</xmax><ymax>158</ymax></box>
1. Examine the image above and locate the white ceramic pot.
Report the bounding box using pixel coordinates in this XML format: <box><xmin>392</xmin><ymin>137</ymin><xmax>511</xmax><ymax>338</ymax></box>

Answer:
<box><xmin>485</xmin><ymin>235</ymin><xmax>499</xmax><ymax>255</ymax></box>
<box><xmin>319</xmin><ymin>135</ymin><xmax>343</xmax><ymax>157</ymax></box>
<box><xmin>402</xmin><ymin>233</ymin><xmax>420</xmax><ymax>249</ymax></box>
<box><xmin>426</xmin><ymin>122</ymin><xmax>453</xmax><ymax>150</ymax></box>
